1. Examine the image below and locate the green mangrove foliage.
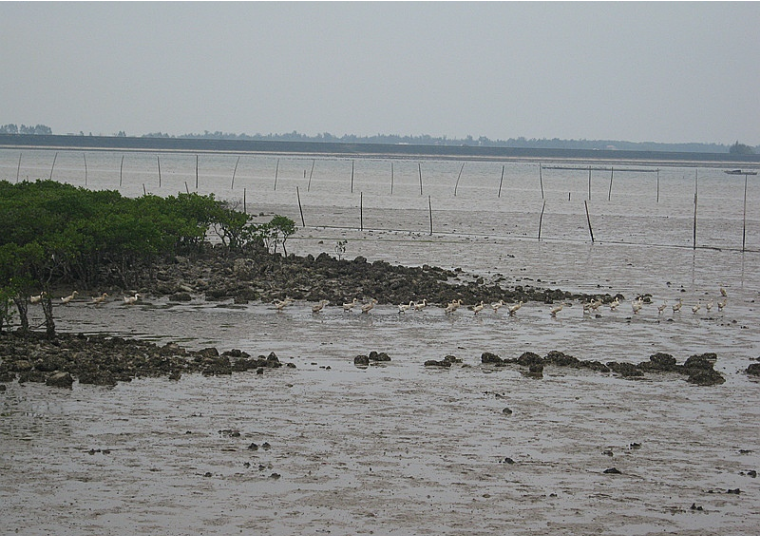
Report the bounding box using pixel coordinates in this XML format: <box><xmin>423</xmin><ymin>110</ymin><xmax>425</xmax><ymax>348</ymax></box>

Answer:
<box><xmin>0</xmin><ymin>180</ymin><xmax>295</xmax><ymax>334</ymax></box>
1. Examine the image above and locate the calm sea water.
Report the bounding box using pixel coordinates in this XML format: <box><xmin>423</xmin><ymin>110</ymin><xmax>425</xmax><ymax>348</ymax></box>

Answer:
<box><xmin>1</xmin><ymin>147</ymin><xmax>758</xmax><ymax>250</ymax></box>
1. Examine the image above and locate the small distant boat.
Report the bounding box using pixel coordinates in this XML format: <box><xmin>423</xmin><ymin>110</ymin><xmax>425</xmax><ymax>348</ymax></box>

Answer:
<box><xmin>724</xmin><ymin>169</ymin><xmax>759</xmax><ymax>175</ymax></box>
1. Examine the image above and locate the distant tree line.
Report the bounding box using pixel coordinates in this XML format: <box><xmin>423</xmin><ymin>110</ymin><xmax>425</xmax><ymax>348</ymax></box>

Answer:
<box><xmin>0</xmin><ymin>124</ymin><xmax>53</xmax><ymax>135</ymax></box>
<box><xmin>143</xmin><ymin>130</ymin><xmax>757</xmax><ymax>154</ymax></box>
<box><xmin>1</xmin><ymin>122</ymin><xmax>757</xmax><ymax>153</ymax></box>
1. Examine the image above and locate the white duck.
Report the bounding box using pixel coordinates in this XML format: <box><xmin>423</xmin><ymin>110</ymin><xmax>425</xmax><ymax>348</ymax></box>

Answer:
<box><xmin>398</xmin><ymin>301</ymin><xmax>414</xmax><ymax>314</ymax></box>
<box><xmin>312</xmin><ymin>300</ymin><xmax>329</xmax><ymax>313</ymax></box>
<box><xmin>361</xmin><ymin>298</ymin><xmax>378</xmax><ymax>314</ymax></box>
<box><xmin>413</xmin><ymin>299</ymin><xmax>427</xmax><ymax>312</ymax></box>
<box><xmin>274</xmin><ymin>297</ymin><xmax>293</xmax><ymax>311</ymax></box>
<box><xmin>61</xmin><ymin>291</ymin><xmax>78</xmax><ymax>304</ymax></box>
<box><xmin>508</xmin><ymin>301</ymin><xmax>523</xmax><ymax>316</ymax></box>
<box><xmin>91</xmin><ymin>293</ymin><xmax>108</xmax><ymax>305</ymax></box>
<box><xmin>343</xmin><ymin>298</ymin><xmax>359</xmax><ymax>312</ymax></box>
<box><xmin>30</xmin><ymin>292</ymin><xmax>46</xmax><ymax>304</ymax></box>
<box><xmin>123</xmin><ymin>293</ymin><xmax>140</xmax><ymax>305</ymax></box>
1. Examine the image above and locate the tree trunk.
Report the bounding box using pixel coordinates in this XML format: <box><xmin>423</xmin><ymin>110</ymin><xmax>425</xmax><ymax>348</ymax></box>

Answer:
<box><xmin>12</xmin><ymin>296</ymin><xmax>29</xmax><ymax>336</ymax></box>
<box><xmin>41</xmin><ymin>294</ymin><xmax>56</xmax><ymax>339</ymax></box>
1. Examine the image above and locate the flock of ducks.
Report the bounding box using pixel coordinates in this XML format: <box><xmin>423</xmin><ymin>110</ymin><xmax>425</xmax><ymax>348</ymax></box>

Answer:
<box><xmin>28</xmin><ymin>285</ymin><xmax>730</xmax><ymax>319</ymax></box>
<box><xmin>27</xmin><ymin>291</ymin><xmax>140</xmax><ymax>306</ymax></box>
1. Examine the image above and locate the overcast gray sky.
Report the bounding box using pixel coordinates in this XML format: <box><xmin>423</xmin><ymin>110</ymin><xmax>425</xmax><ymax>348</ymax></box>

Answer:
<box><xmin>1</xmin><ymin>2</ymin><xmax>758</xmax><ymax>145</ymax></box>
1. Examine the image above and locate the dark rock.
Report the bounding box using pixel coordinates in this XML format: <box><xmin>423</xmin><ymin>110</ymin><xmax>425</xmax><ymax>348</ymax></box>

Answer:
<box><xmin>368</xmin><ymin>351</ymin><xmax>391</xmax><ymax>362</ymax></box>
<box><xmin>517</xmin><ymin>352</ymin><xmax>543</xmax><ymax>366</ymax></box>
<box><xmin>481</xmin><ymin>352</ymin><xmax>502</xmax><ymax>364</ymax></box>
<box><xmin>745</xmin><ymin>363</ymin><xmax>759</xmax><ymax>376</ymax></box>
<box><xmin>607</xmin><ymin>362</ymin><xmax>644</xmax><ymax>377</ymax></box>
<box><xmin>424</xmin><ymin>359</ymin><xmax>451</xmax><ymax>367</ymax></box>
<box><xmin>45</xmin><ymin>371</ymin><xmax>74</xmax><ymax>388</ymax></box>
<box><xmin>354</xmin><ymin>355</ymin><xmax>370</xmax><ymax>366</ymax></box>
<box><xmin>686</xmin><ymin>368</ymin><xmax>725</xmax><ymax>386</ymax></box>
<box><xmin>603</xmin><ymin>467</ymin><xmax>621</xmax><ymax>474</ymax></box>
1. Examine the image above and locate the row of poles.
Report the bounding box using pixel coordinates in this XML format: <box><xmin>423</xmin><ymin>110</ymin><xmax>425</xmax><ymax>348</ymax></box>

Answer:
<box><xmin>14</xmin><ymin>151</ymin><xmax>757</xmax><ymax>250</ymax></box>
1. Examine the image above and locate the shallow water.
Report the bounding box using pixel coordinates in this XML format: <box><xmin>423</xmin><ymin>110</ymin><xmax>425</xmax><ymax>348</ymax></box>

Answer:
<box><xmin>0</xmin><ymin>149</ymin><xmax>759</xmax><ymax>535</ymax></box>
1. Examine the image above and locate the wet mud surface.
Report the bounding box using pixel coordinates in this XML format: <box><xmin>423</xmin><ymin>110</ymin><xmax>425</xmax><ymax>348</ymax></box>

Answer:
<box><xmin>1</xmin><ymin>225</ymin><xmax>759</xmax><ymax>535</ymax></box>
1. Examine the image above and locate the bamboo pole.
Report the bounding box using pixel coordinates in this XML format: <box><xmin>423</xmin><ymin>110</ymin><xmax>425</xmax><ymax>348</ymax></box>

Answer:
<box><xmin>692</xmin><ymin>171</ymin><xmax>698</xmax><ymax>249</ymax></box>
<box><xmin>607</xmin><ymin>167</ymin><xmax>614</xmax><ymax>201</ymax></box>
<box><xmin>359</xmin><ymin>191</ymin><xmax>363</xmax><ymax>231</ymax></box>
<box><xmin>428</xmin><ymin>195</ymin><xmax>433</xmax><ymax>236</ymax></box>
<box><xmin>742</xmin><ymin>173</ymin><xmax>749</xmax><ymax>251</ymax></box>
<box><xmin>584</xmin><ymin>200</ymin><xmax>595</xmax><ymax>243</ymax></box>
<box><xmin>231</xmin><ymin>156</ymin><xmax>240</xmax><ymax>189</ymax></box>
<box><xmin>538</xmin><ymin>200</ymin><xmax>546</xmax><ymax>240</ymax></box>
<box><xmin>296</xmin><ymin>187</ymin><xmax>305</xmax><ymax>227</ymax></box>
<box><xmin>539</xmin><ymin>164</ymin><xmax>545</xmax><ymax>199</ymax></box>
<box><xmin>49</xmin><ymin>151</ymin><xmax>58</xmax><ymax>180</ymax></box>
<box><xmin>453</xmin><ymin>162</ymin><xmax>465</xmax><ymax>196</ymax></box>
<box><xmin>16</xmin><ymin>153</ymin><xmax>21</xmax><ymax>183</ymax></box>
<box><xmin>418</xmin><ymin>163</ymin><xmax>423</xmax><ymax>195</ymax></box>
<box><xmin>157</xmin><ymin>155</ymin><xmax>162</xmax><ymax>188</ymax></box>
<box><xmin>143</xmin><ymin>183</ymin><xmax>147</xmax><ymax>196</ymax></box>
<box><xmin>307</xmin><ymin>159</ymin><xmax>315</xmax><ymax>192</ymax></box>
<box><xmin>83</xmin><ymin>152</ymin><xmax>88</xmax><ymax>186</ymax></box>
<box><xmin>656</xmin><ymin>169</ymin><xmax>660</xmax><ymax>203</ymax></box>
<box><xmin>185</xmin><ymin>181</ymin><xmax>190</xmax><ymax>194</ymax></box>
<box><xmin>119</xmin><ymin>155</ymin><xmax>124</xmax><ymax>187</ymax></box>
<box><xmin>195</xmin><ymin>154</ymin><xmax>199</xmax><ymax>189</ymax></box>
<box><xmin>498</xmin><ymin>165</ymin><xmax>505</xmax><ymax>198</ymax></box>
<box><xmin>274</xmin><ymin>158</ymin><xmax>280</xmax><ymax>190</ymax></box>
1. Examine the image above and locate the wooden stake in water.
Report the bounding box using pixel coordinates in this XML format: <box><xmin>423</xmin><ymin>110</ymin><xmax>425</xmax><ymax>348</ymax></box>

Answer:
<box><xmin>692</xmin><ymin>171</ymin><xmax>698</xmax><ymax>249</ymax></box>
<box><xmin>16</xmin><ymin>153</ymin><xmax>22</xmax><ymax>183</ymax></box>
<box><xmin>428</xmin><ymin>195</ymin><xmax>433</xmax><ymax>236</ymax></box>
<box><xmin>390</xmin><ymin>162</ymin><xmax>394</xmax><ymax>195</ymax></box>
<box><xmin>584</xmin><ymin>200</ymin><xmax>595</xmax><ymax>243</ymax></box>
<box><xmin>83</xmin><ymin>153</ymin><xmax>88</xmax><ymax>186</ymax></box>
<box><xmin>307</xmin><ymin>159</ymin><xmax>315</xmax><ymax>192</ymax></box>
<box><xmin>49</xmin><ymin>151</ymin><xmax>58</xmax><ymax>180</ymax></box>
<box><xmin>359</xmin><ymin>191</ymin><xmax>363</xmax><ymax>231</ymax></box>
<box><xmin>418</xmin><ymin>163</ymin><xmax>423</xmax><ymax>195</ymax></box>
<box><xmin>296</xmin><ymin>187</ymin><xmax>305</xmax><ymax>227</ymax></box>
<box><xmin>498</xmin><ymin>165</ymin><xmax>505</xmax><ymax>198</ymax></box>
<box><xmin>538</xmin><ymin>200</ymin><xmax>546</xmax><ymax>240</ymax></box>
<box><xmin>350</xmin><ymin>160</ymin><xmax>355</xmax><ymax>193</ymax></box>
<box><xmin>607</xmin><ymin>167</ymin><xmax>614</xmax><ymax>201</ymax></box>
<box><xmin>539</xmin><ymin>165</ymin><xmax>545</xmax><ymax>199</ymax></box>
<box><xmin>231</xmin><ymin>156</ymin><xmax>240</xmax><ymax>189</ymax></box>
<box><xmin>185</xmin><ymin>181</ymin><xmax>190</xmax><ymax>194</ymax></box>
<box><xmin>157</xmin><ymin>155</ymin><xmax>162</xmax><ymax>188</ymax></box>
<box><xmin>742</xmin><ymin>173</ymin><xmax>749</xmax><ymax>251</ymax></box>
<box><xmin>274</xmin><ymin>158</ymin><xmax>280</xmax><ymax>191</ymax></box>
<box><xmin>119</xmin><ymin>155</ymin><xmax>125</xmax><ymax>187</ymax></box>
<box><xmin>656</xmin><ymin>169</ymin><xmax>660</xmax><ymax>203</ymax></box>
<box><xmin>453</xmin><ymin>162</ymin><xmax>465</xmax><ymax>196</ymax></box>
<box><xmin>143</xmin><ymin>183</ymin><xmax>147</xmax><ymax>196</ymax></box>
<box><xmin>195</xmin><ymin>155</ymin><xmax>199</xmax><ymax>190</ymax></box>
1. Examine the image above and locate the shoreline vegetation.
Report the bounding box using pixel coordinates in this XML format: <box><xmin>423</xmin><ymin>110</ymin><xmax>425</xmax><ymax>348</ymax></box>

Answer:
<box><xmin>0</xmin><ymin>133</ymin><xmax>759</xmax><ymax>165</ymax></box>
<box><xmin>1</xmin><ymin>180</ymin><xmax>751</xmax><ymax>390</ymax></box>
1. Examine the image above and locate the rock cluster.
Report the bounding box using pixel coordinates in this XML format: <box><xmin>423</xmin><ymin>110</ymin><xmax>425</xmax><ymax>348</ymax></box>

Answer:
<box><xmin>480</xmin><ymin>350</ymin><xmax>726</xmax><ymax>386</ymax></box>
<box><xmin>0</xmin><ymin>332</ymin><xmax>287</xmax><ymax>388</ymax></box>
<box><xmin>139</xmin><ymin>245</ymin><xmax>606</xmax><ymax>307</ymax></box>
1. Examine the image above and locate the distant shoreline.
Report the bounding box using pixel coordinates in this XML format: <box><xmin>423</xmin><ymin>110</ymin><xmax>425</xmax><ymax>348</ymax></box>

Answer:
<box><xmin>0</xmin><ymin>133</ymin><xmax>758</xmax><ymax>167</ymax></box>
